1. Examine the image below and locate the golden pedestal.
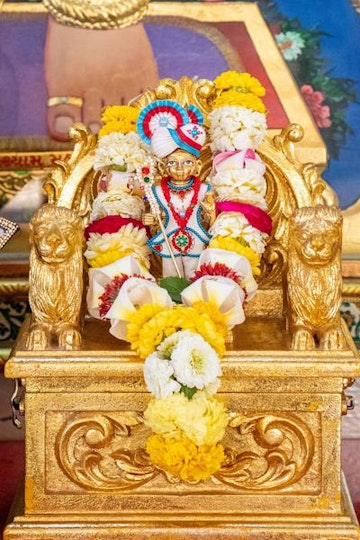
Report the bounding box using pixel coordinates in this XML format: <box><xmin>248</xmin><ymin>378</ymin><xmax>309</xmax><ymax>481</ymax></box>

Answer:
<box><xmin>4</xmin><ymin>314</ymin><xmax>360</xmax><ymax>540</ymax></box>
<box><xmin>3</xmin><ymin>75</ymin><xmax>360</xmax><ymax>539</ymax></box>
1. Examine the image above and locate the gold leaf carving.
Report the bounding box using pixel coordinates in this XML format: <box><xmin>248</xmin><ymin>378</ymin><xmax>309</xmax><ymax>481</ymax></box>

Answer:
<box><xmin>214</xmin><ymin>414</ymin><xmax>314</xmax><ymax>490</ymax></box>
<box><xmin>286</xmin><ymin>206</ymin><xmax>346</xmax><ymax>350</ymax></box>
<box><xmin>44</xmin><ymin>123</ymin><xmax>98</xmax><ymax>221</ymax></box>
<box><xmin>55</xmin><ymin>413</ymin><xmax>158</xmax><ymax>491</ymax></box>
<box><xmin>26</xmin><ymin>204</ymin><xmax>84</xmax><ymax>351</ymax></box>
<box><xmin>43</xmin><ymin>0</ymin><xmax>149</xmax><ymax>29</ymax></box>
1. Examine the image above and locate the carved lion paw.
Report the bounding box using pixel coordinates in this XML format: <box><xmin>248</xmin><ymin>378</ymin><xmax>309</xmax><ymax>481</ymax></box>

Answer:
<box><xmin>26</xmin><ymin>326</ymin><xmax>50</xmax><ymax>350</ymax></box>
<box><xmin>291</xmin><ymin>327</ymin><xmax>315</xmax><ymax>350</ymax></box>
<box><xmin>58</xmin><ymin>326</ymin><xmax>82</xmax><ymax>350</ymax></box>
<box><xmin>320</xmin><ymin>328</ymin><xmax>347</xmax><ymax>350</ymax></box>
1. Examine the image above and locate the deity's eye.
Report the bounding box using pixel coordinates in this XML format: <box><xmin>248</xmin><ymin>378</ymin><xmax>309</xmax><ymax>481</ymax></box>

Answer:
<box><xmin>166</xmin><ymin>160</ymin><xmax>177</xmax><ymax>167</ymax></box>
<box><xmin>183</xmin><ymin>160</ymin><xmax>194</xmax><ymax>166</ymax></box>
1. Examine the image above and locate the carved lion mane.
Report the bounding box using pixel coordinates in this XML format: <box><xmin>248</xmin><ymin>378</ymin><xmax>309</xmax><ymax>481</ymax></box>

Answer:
<box><xmin>26</xmin><ymin>204</ymin><xmax>84</xmax><ymax>350</ymax></box>
<box><xmin>287</xmin><ymin>205</ymin><xmax>346</xmax><ymax>350</ymax></box>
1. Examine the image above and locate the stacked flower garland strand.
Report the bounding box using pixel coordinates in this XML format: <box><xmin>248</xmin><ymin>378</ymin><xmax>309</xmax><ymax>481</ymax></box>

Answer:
<box><xmin>86</xmin><ymin>72</ymin><xmax>272</xmax><ymax>483</ymax></box>
<box><xmin>207</xmin><ymin>71</ymin><xmax>273</xmax><ymax>279</ymax></box>
<box><xmin>84</xmin><ymin>105</ymin><xmax>152</xmax><ymax>271</ymax></box>
<box><xmin>176</xmin><ymin>71</ymin><xmax>272</xmax><ymax>335</ymax></box>
<box><xmin>85</xmin><ymin>105</ymin><xmax>159</xmax><ymax>338</ymax></box>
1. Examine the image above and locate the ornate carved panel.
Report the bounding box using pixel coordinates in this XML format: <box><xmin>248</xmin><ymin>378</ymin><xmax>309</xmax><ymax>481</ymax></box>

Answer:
<box><xmin>49</xmin><ymin>409</ymin><xmax>317</xmax><ymax>494</ymax></box>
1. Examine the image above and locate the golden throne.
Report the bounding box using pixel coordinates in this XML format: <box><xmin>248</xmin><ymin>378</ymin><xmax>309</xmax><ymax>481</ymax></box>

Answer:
<box><xmin>4</xmin><ymin>77</ymin><xmax>360</xmax><ymax>540</ymax></box>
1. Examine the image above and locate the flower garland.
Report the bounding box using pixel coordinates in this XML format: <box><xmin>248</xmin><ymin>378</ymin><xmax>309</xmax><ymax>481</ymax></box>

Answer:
<box><xmin>85</xmin><ymin>105</ymin><xmax>152</xmax><ymax>273</ymax></box>
<box><xmin>205</xmin><ymin>70</ymin><xmax>272</xmax><ymax>282</ymax></box>
<box><xmin>85</xmin><ymin>74</ymin><xmax>274</xmax><ymax>483</ymax></box>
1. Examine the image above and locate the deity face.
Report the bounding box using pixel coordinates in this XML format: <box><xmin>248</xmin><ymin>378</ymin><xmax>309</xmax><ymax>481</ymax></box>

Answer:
<box><xmin>164</xmin><ymin>149</ymin><xmax>200</xmax><ymax>184</ymax></box>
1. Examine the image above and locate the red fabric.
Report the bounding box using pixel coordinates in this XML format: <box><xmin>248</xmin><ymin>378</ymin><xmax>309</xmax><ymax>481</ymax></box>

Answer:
<box><xmin>0</xmin><ymin>441</ymin><xmax>24</xmax><ymax>534</ymax></box>
<box><xmin>84</xmin><ymin>215</ymin><xmax>149</xmax><ymax>240</ymax></box>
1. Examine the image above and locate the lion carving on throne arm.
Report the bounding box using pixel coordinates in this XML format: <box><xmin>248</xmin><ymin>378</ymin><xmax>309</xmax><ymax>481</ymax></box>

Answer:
<box><xmin>287</xmin><ymin>204</ymin><xmax>346</xmax><ymax>351</ymax></box>
<box><xmin>26</xmin><ymin>204</ymin><xmax>84</xmax><ymax>351</ymax></box>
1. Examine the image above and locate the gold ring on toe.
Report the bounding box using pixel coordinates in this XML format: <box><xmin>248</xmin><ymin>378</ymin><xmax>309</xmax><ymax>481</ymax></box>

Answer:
<box><xmin>47</xmin><ymin>96</ymin><xmax>84</xmax><ymax>107</ymax></box>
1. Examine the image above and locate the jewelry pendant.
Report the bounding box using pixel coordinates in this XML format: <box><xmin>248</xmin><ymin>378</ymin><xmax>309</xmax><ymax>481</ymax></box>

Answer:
<box><xmin>172</xmin><ymin>229</ymin><xmax>193</xmax><ymax>253</ymax></box>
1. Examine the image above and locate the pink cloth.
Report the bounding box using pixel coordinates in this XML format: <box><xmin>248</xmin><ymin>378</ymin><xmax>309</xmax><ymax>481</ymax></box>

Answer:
<box><xmin>212</xmin><ymin>149</ymin><xmax>257</xmax><ymax>171</ymax></box>
<box><xmin>215</xmin><ymin>201</ymin><xmax>272</xmax><ymax>235</ymax></box>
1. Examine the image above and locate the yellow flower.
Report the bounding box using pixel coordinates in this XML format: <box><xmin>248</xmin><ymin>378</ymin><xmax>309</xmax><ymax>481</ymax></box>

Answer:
<box><xmin>136</xmin><ymin>307</ymin><xmax>179</xmax><ymax>358</ymax></box>
<box><xmin>191</xmin><ymin>301</ymin><xmax>228</xmax><ymax>339</ymax></box>
<box><xmin>101</xmin><ymin>105</ymin><xmax>139</xmax><ymax>124</ymax></box>
<box><xmin>126</xmin><ymin>303</ymin><xmax>166</xmax><ymax>353</ymax></box>
<box><xmin>131</xmin><ymin>305</ymin><xmax>225</xmax><ymax>359</ymax></box>
<box><xmin>99</xmin><ymin>105</ymin><xmax>139</xmax><ymax>137</ymax></box>
<box><xmin>174</xmin><ymin>305</ymin><xmax>226</xmax><ymax>357</ymax></box>
<box><xmin>87</xmin><ymin>248</ymin><xmax>133</xmax><ymax>268</ymax></box>
<box><xmin>144</xmin><ymin>392</ymin><xmax>229</xmax><ymax>446</ymax></box>
<box><xmin>213</xmin><ymin>89</ymin><xmax>267</xmax><ymax>113</ymax></box>
<box><xmin>214</xmin><ymin>71</ymin><xmax>266</xmax><ymax>97</ymax></box>
<box><xmin>209</xmin><ymin>236</ymin><xmax>261</xmax><ymax>276</ymax></box>
<box><xmin>146</xmin><ymin>433</ymin><xmax>225</xmax><ymax>482</ymax></box>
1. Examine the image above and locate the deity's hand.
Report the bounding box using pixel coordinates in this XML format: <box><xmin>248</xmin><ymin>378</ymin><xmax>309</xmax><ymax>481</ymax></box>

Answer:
<box><xmin>142</xmin><ymin>212</ymin><xmax>157</xmax><ymax>226</ymax></box>
<box><xmin>200</xmin><ymin>192</ymin><xmax>216</xmax><ymax>227</ymax></box>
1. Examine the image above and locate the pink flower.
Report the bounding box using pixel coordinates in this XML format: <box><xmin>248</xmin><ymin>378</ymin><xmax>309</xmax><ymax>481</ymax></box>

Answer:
<box><xmin>301</xmin><ymin>85</ymin><xmax>332</xmax><ymax>128</ymax></box>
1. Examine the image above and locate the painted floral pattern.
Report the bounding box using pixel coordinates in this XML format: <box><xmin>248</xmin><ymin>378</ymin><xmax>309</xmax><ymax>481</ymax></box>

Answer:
<box><xmin>301</xmin><ymin>85</ymin><xmax>332</xmax><ymax>128</ymax></box>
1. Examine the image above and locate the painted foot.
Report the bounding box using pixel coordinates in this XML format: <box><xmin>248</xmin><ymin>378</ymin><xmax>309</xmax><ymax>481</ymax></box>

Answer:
<box><xmin>44</xmin><ymin>16</ymin><xmax>159</xmax><ymax>141</ymax></box>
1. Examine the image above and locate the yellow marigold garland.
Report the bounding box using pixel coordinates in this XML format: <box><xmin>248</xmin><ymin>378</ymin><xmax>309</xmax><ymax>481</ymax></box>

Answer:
<box><xmin>144</xmin><ymin>392</ymin><xmax>229</xmax><ymax>446</ymax></box>
<box><xmin>213</xmin><ymin>89</ymin><xmax>267</xmax><ymax>113</ymax></box>
<box><xmin>209</xmin><ymin>236</ymin><xmax>261</xmax><ymax>276</ymax></box>
<box><xmin>154</xmin><ymin>305</ymin><xmax>224</xmax><ymax>358</ymax></box>
<box><xmin>87</xmin><ymin>248</ymin><xmax>133</xmax><ymax>268</ymax></box>
<box><xmin>191</xmin><ymin>301</ymin><xmax>228</xmax><ymax>338</ymax></box>
<box><xmin>146</xmin><ymin>433</ymin><xmax>225</xmax><ymax>482</ymax></box>
<box><xmin>126</xmin><ymin>304</ymin><xmax>166</xmax><ymax>350</ymax></box>
<box><xmin>98</xmin><ymin>105</ymin><xmax>139</xmax><ymax>137</ymax></box>
<box><xmin>214</xmin><ymin>71</ymin><xmax>266</xmax><ymax>97</ymax></box>
<box><xmin>127</xmin><ymin>304</ymin><xmax>226</xmax><ymax>359</ymax></box>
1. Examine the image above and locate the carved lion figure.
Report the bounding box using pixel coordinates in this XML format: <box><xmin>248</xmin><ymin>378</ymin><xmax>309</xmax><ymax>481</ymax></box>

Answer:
<box><xmin>26</xmin><ymin>204</ymin><xmax>84</xmax><ymax>350</ymax></box>
<box><xmin>287</xmin><ymin>205</ymin><xmax>346</xmax><ymax>350</ymax></box>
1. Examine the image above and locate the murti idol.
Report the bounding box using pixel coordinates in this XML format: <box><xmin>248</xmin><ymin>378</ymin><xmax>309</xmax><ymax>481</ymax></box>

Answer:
<box><xmin>137</xmin><ymin>100</ymin><xmax>215</xmax><ymax>279</ymax></box>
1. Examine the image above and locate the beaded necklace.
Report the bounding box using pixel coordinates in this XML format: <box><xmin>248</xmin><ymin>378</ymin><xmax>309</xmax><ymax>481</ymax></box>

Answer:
<box><xmin>161</xmin><ymin>176</ymin><xmax>201</xmax><ymax>230</ymax></box>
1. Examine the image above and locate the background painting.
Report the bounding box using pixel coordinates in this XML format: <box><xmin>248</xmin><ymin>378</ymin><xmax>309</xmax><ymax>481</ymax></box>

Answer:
<box><xmin>261</xmin><ymin>0</ymin><xmax>360</xmax><ymax>209</ymax></box>
<box><xmin>0</xmin><ymin>0</ymin><xmax>359</xmax><ymax>211</ymax></box>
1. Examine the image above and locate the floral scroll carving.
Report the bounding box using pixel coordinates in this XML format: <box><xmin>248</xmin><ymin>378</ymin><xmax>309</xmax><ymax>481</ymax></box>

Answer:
<box><xmin>215</xmin><ymin>413</ymin><xmax>315</xmax><ymax>491</ymax></box>
<box><xmin>55</xmin><ymin>412</ymin><xmax>158</xmax><ymax>491</ymax></box>
<box><xmin>55</xmin><ymin>411</ymin><xmax>314</xmax><ymax>492</ymax></box>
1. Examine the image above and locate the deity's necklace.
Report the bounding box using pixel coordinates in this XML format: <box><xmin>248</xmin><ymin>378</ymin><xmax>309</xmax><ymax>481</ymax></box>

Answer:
<box><xmin>161</xmin><ymin>176</ymin><xmax>201</xmax><ymax>229</ymax></box>
<box><xmin>166</xmin><ymin>177</ymin><xmax>194</xmax><ymax>200</ymax></box>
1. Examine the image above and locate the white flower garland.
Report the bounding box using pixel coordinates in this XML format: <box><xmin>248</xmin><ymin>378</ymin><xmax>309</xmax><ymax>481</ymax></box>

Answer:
<box><xmin>94</xmin><ymin>131</ymin><xmax>150</xmax><ymax>172</ymax></box>
<box><xmin>208</xmin><ymin>106</ymin><xmax>267</xmax><ymax>153</ymax></box>
<box><xmin>90</xmin><ymin>191</ymin><xmax>145</xmax><ymax>221</ymax></box>
<box><xmin>209</xmin><ymin>212</ymin><xmax>268</xmax><ymax>255</ymax></box>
